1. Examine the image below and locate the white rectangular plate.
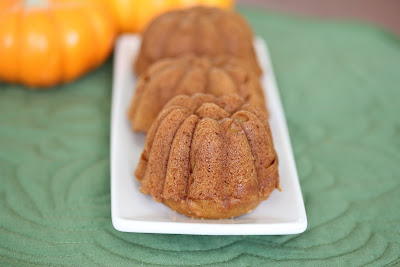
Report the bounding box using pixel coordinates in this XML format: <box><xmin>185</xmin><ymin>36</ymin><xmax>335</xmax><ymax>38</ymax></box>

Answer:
<box><xmin>111</xmin><ymin>34</ymin><xmax>307</xmax><ymax>235</ymax></box>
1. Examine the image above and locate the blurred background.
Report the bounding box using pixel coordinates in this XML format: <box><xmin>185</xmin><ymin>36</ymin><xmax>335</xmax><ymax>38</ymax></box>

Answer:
<box><xmin>238</xmin><ymin>0</ymin><xmax>400</xmax><ymax>36</ymax></box>
<box><xmin>1</xmin><ymin>0</ymin><xmax>399</xmax><ymax>88</ymax></box>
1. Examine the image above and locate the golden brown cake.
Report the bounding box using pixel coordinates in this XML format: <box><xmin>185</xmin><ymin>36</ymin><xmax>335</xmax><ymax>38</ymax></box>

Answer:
<box><xmin>128</xmin><ymin>54</ymin><xmax>267</xmax><ymax>133</ymax></box>
<box><xmin>135</xmin><ymin>93</ymin><xmax>280</xmax><ymax>219</ymax></box>
<box><xmin>134</xmin><ymin>6</ymin><xmax>261</xmax><ymax>76</ymax></box>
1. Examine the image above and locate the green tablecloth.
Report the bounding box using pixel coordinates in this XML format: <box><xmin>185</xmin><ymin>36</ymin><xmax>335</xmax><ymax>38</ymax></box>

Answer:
<box><xmin>1</xmin><ymin>7</ymin><xmax>399</xmax><ymax>266</ymax></box>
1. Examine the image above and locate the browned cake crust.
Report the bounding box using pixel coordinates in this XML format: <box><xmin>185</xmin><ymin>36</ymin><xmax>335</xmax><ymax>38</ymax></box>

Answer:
<box><xmin>128</xmin><ymin>54</ymin><xmax>267</xmax><ymax>133</ymax></box>
<box><xmin>135</xmin><ymin>93</ymin><xmax>280</xmax><ymax>219</ymax></box>
<box><xmin>134</xmin><ymin>6</ymin><xmax>261</xmax><ymax>76</ymax></box>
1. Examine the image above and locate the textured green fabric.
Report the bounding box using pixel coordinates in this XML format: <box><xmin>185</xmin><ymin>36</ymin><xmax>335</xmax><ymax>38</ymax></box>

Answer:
<box><xmin>1</xmin><ymin>7</ymin><xmax>400</xmax><ymax>266</ymax></box>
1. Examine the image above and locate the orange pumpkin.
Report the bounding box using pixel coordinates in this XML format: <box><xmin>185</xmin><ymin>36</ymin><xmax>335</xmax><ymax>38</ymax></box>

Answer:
<box><xmin>0</xmin><ymin>0</ymin><xmax>116</xmax><ymax>88</ymax></box>
<box><xmin>100</xmin><ymin>0</ymin><xmax>234</xmax><ymax>33</ymax></box>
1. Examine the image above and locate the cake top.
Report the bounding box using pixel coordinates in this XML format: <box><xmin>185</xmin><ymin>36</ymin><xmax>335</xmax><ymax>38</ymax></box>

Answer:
<box><xmin>128</xmin><ymin>54</ymin><xmax>268</xmax><ymax>133</ymax></box>
<box><xmin>135</xmin><ymin>6</ymin><xmax>261</xmax><ymax>75</ymax></box>
<box><xmin>140</xmin><ymin>54</ymin><xmax>266</xmax><ymax>110</ymax></box>
<box><xmin>161</xmin><ymin>93</ymin><xmax>269</xmax><ymax>129</ymax></box>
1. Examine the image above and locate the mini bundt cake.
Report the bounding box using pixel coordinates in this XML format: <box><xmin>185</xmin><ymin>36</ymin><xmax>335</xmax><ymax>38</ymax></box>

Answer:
<box><xmin>128</xmin><ymin>54</ymin><xmax>267</xmax><ymax>133</ymax></box>
<box><xmin>134</xmin><ymin>6</ymin><xmax>261</xmax><ymax>76</ymax></box>
<box><xmin>135</xmin><ymin>93</ymin><xmax>280</xmax><ymax>219</ymax></box>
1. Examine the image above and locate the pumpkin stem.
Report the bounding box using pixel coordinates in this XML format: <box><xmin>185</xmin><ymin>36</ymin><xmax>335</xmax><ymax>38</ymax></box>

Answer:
<box><xmin>24</xmin><ymin>0</ymin><xmax>49</xmax><ymax>8</ymax></box>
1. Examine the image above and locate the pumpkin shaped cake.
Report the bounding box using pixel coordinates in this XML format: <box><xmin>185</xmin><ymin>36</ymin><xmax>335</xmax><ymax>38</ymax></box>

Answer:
<box><xmin>128</xmin><ymin>54</ymin><xmax>266</xmax><ymax>133</ymax></box>
<box><xmin>134</xmin><ymin>6</ymin><xmax>261</xmax><ymax>76</ymax></box>
<box><xmin>135</xmin><ymin>93</ymin><xmax>280</xmax><ymax>219</ymax></box>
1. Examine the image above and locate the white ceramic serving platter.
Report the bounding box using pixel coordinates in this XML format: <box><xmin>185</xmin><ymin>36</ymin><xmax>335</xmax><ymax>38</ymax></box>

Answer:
<box><xmin>111</xmin><ymin>35</ymin><xmax>307</xmax><ymax>235</ymax></box>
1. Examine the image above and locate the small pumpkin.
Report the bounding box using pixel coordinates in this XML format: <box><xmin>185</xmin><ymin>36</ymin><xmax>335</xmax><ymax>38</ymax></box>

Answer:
<box><xmin>100</xmin><ymin>0</ymin><xmax>234</xmax><ymax>33</ymax></box>
<box><xmin>0</xmin><ymin>0</ymin><xmax>116</xmax><ymax>88</ymax></box>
